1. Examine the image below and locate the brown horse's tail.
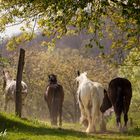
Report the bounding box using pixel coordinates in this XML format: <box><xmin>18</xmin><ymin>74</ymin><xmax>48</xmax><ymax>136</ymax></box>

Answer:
<box><xmin>51</xmin><ymin>85</ymin><xmax>63</xmax><ymax>126</ymax></box>
<box><xmin>51</xmin><ymin>90</ymin><xmax>58</xmax><ymax>125</ymax></box>
<box><xmin>116</xmin><ymin>87</ymin><xmax>123</xmax><ymax>114</ymax></box>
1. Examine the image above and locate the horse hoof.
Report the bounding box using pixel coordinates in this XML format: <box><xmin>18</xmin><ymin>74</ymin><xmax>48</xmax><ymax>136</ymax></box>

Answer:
<box><xmin>100</xmin><ymin>129</ymin><xmax>106</xmax><ymax>133</ymax></box>
<box><xmin>122</xmin><ymin>126</ymin><xmax>127</xmax><ymax>132</ymax></box>
<box><xmin>82</xmin><ymin>120</ymin><xmax>88</xmax><ymax>128</ymax></box>
<box><xmin>86</xmin><ymin>128</ymin><xmax>95</xmax><ymax>134</ymax></box>
<box><xmin>86</xmin><ymin>130</ymin><xmax>91</xmax><ymax>134</ymax></box>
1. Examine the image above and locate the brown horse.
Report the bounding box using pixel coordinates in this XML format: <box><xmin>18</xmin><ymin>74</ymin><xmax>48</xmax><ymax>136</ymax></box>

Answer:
<box><xmin>100</xmin><ymin>77</ymin><xmax>132</xmax><ymax>132</ymax></box>
<box><xmin>44</xmin><ymin>74</ymin><xmax>64</xmax><ymax>126</ymax></box>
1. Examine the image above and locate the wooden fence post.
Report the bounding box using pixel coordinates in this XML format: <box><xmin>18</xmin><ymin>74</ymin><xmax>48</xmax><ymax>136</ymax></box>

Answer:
<box><xmin>15</xmin><ymin>48</ymin><xmax>25</xmax><ymax>117</ymax></box>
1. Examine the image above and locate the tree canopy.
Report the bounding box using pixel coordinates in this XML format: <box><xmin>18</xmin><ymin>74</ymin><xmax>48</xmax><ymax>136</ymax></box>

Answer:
<box><xmin>119</xmin><ymin>47</ymin><xmax>140</xmax><ymax>112</ymax></box>
<box><xmin>0</xmin><ymin>0</ymin><xmax>140</xmax><ymax>64</ymax></box>
<box><xmin>0</xmin><ymin>0</ymin><xmax>139</xmax><ymax>36</ymax></box>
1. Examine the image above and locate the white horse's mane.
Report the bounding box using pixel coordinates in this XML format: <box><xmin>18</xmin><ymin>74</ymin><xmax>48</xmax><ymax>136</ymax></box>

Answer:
<box><xmin>76</xmin><ymin>72</ymin><xmax>88</xmax><ymax>83</ymax></box>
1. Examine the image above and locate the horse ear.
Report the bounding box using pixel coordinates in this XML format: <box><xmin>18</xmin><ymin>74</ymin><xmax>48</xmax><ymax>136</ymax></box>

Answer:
<box><xmin>48</xmin><ymin>75</ymin><xmax>50</xmax><ymax>79</ymax></box>
<box><xmin>77</xmin><ymin>71</ymin><xmax>80</xmax><ymax>76</ymax></box>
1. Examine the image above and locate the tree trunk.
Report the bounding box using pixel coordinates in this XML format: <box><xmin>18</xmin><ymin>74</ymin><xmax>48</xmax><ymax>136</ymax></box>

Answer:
<box><xmin>15</xmin><ymin>48</ymin><xmax>25</xmax><ymax>117</ymax></box>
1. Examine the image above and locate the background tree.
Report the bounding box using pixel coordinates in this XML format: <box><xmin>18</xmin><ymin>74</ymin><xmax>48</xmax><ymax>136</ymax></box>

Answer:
<box><xmin>102</xmin><ymin>7</ymin><xmax>139</xmax><ymax>66</ymax></box>
<box><xmin>0</xmin><ymin>47</ymin><xmax>116</xmax><ymax>122</ymax></box>
<box><xmin>0</xmin><ymin>0</ymin><xmax>139</xmax><ymax>64</ymax></box>
<box><xmin>0</xmin><ymin>0</ymin><xmax>139</xmax><ymax>124</ymax></box>
<box><xmin>119</xmin><ymin>47</ymin><xmax>140</xmax><ymax>115</ymax></box>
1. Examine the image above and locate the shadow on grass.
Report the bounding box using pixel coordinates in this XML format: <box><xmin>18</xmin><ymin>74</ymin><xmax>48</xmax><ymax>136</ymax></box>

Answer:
<box><xmin>0</xmin><ymin>114</ymin><xmax>90</xmax><ymax>138</ymax></box>
<box><xmin>0</xmin><ymin>113</ymin><xmax>140</xmax><ymax>139</ymax></box>
<box><xmin>126</xmin><ymin>127</ymin><xmax>140</xmax><ymax>136</ymax></box>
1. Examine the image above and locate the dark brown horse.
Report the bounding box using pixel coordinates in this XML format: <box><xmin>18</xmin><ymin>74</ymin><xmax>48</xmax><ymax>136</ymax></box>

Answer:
<box><xmin>100</xmin><ymin>77</ymin><xmax>132</xmax><ymax>132</ymax></box>
<box><xmin>44</xmin><ymin>74</ymin><xmax>64</xmax><ymax>126</ymax></box>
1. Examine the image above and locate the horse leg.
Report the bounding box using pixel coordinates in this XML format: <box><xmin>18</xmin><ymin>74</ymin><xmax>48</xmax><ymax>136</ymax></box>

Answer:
<box><xmin>123</xmin><ymin>107</ymin><xmax>129</xmax><ymax>131</ymax></box>
<box><xmin>4</xmin><ymin>101</ymin><xmax>8</xmax><ymax>111</ymax></box>
<box><xmin>59</xmin><ymin>103</ymin><xmax>62</xmax><ymax>127</ymax></box>
<box><xmin>50</xmin><ymin>105</ymin><xmax>55</xmax><ymax>126</ymax></box>
<box><xmin>54</xmin><ymin>103</ymin><xmax>58</xmax><ymax>126</ymax></box>
<box><xmin>59</xmin><ymin>109</ymin><xmax>62</xmax><ymax>127</ymax></box>
<box><xmin>91</xmin><ymin>104</ymin><xmax>102</xmax><ymax>133</ymax></box>
<box><xmin>79</xmin><ymin>103</ymin><xmax>87</xmax><ymax>127</ymax></box>
<box><xmin>122</xmin><ymin>113</ymin><xmax>128</xmax><ymax>131</ymax></box>
<box><xmin>100</xmin><ymin>113</ymin><xmax>106</xmax><ymax>132</ymax></box>
<box><xmin>47</xmin><ymin>102</ymin><xmax>54</xmax><ymax>126</ymax></box>
<box><xmin>50</xmin><ymin>108</ymin><xmax>55</xmax><ymax>126</ymax></box>
<box><xmin>90</xmin><ymin>105</ymin><xmax>97</xmax><ymax>133</ymax></box>
<box><xmin>4</xmin><ymin>95</ymin><xmax>8</xmax><ymax>111</ymax></box>
<box><xmin>51</xmin><ymin>100</ymin><xmax>58</xmax><ymax>126</ymax></box>
<box><xmin>53</xmin><ymin>115</ymin><xmax>57</xmax><ymax>126</ymax></box>
<box><xmin>122</xmin><ymin>96</ymin><xmax>131</xmax><ymax>131</ymax></box>
<box><xmin>85</xmin><ymin>106</ymin><xmax>93</xmax><ymax>133</ymax></box>
<box><xmin>116</xmin><ymin>113</ymin><xmax>122</xmax><ymax>132</ymax></box>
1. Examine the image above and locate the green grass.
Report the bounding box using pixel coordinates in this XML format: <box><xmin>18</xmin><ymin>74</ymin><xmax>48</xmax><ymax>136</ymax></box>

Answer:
<box><xmin>0</xmin><ymin>112</ymin><xmax>140</xmax><ymax>140</ymax></box>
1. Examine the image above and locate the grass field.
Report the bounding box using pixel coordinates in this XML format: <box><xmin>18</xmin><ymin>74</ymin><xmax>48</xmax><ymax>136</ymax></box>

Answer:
<box><xmin>0</xmin><ymin>112</ymin><xmax>140</xmax><ymax>140</ymax></box>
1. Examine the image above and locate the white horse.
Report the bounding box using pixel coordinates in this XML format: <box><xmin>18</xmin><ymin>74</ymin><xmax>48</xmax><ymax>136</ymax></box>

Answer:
<box><xmin>3</xmin><ymin>70</ymin><xmax>28</xmax><ymax>111</ymax></box>
<box><xmin>76</xmin><ymin>71</ymin><xmax>106</xmax><ymax>133</ymax></box>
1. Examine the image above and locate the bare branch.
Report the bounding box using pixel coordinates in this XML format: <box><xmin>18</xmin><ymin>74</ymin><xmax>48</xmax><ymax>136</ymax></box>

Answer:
<box><xmin>30</xmin><ymin>16</ymin><xmax>38</xmax><ymax>39</ymax></box>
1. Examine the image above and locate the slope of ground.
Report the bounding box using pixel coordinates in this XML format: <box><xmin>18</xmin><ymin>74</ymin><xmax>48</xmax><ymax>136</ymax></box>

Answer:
<box><xmin>0</xmin><ymin>112</ymin><xmax>140</xmax><ymax>140</ymax></box>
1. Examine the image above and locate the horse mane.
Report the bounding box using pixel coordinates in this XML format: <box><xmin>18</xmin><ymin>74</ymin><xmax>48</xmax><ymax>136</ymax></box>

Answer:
<box><xmin>76</xmin><ymin>72</ymin><xmax>88</xmax><ymax>83</ymax></box>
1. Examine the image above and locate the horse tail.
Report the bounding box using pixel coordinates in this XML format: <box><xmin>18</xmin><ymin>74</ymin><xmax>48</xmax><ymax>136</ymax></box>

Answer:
<box><xmin>51</xmin><ymin>85</ymin><xmax>60</xmax><ymax>125</ymax></box>
<box><xmin>50</xmin><ymin>88</ymin><xmax>56</xmax><ymax>125</ymax></box>
<box><xmin>52</xmin><ymin>88</ymin><xmax>56</xmax><ymax>111</ymax></box>
<box><xmin>116</xmin><ymin>87</ymin><xmax>123</xmax><ymax>114</ymax></box>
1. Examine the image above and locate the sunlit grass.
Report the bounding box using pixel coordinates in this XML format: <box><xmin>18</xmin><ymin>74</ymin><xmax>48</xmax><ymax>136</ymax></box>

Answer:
<box><xmin>0</xmin><ymin>112</ymin><xmax>140</xmax><ymax>140</ymax></box>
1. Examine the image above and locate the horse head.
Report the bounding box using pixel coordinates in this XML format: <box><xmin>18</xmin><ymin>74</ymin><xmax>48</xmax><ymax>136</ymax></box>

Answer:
<box><xmin>3</xmin><ymin>70</ymin><xmax>12</xmax><ymax>81</ymax></box>
<box><xmin>100</xmin><ymin>90</ymin><xmax>112</xmax><ymax>113</ymax></box>
<box><xmin>48</xmin><ymin>74</ymin><xmax>57</xmax><ymax>84</ymax></box>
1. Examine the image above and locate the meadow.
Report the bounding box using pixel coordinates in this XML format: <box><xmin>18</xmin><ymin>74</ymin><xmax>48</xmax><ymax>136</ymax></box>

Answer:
<box><xmin>0</xmin><ymin>112</ymin><xmax>140</xmax><ymax>140</ymax></box>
